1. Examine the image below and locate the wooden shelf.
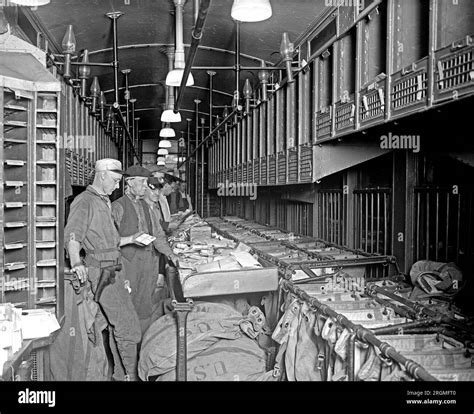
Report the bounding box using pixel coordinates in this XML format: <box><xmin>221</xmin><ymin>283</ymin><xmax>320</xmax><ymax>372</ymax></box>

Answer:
<box><xmin>37</xmin><ymin>160</ymin><xmax>57</xmax><ymax>165</ymax></box>
<box><xmin>2</xmin><ymin>85</ymin><xmax>61</xmax><ymax>321</ymax></box>
<box><xmin>5</xmin><ymin>105</ymin><xmax>27</xmax><ymax>111</ymax></box>
<box><xmin>35</xmin><ymin>201</ymin><xmax>56</xmax><ymax>206</ymax></box>
<box><xmin>3</xmin><ymin>138</ymin><xmax>26</xmax><ymax>144</ymax></box>
<box><xmin>4</xmin><ymin>222</ymin><xmax>27</xmax><ymax>228</ymax></box>
<box><xmin>4</xmin><ymin>262</ymin><xmax>27</xmax><ymax>271</ymax></box>
<box><xmin>5</xmin><ymin>181</ymin><xmax>25</xmax><ymax>186</ymax></box>
<box><xmin>35</xmin><ymin>241</ymin><xmax>56</xmax><ymax>248</ymax></box>
<box><xmin>4</xmin><ymin>160</ymin><xmax>25</xmax><ymax>167</ymax></box>
<box><xmin>37</xmin><ymin>259</ymin><xmax>57</xmax><ymax>267</ymax></box>
<box><xmin>36</xmin><ymin>140</ymin><xmax>57</xmax><ymax>145</ymax></box>
<box><xmin>36</xmin><ymin>222</ymin><xmax>57</xmax><ymax>227</ymax></box>
<box><xmin>4</xmin><ymin>121</ymin><xmax>27</xmax><ymax>127</ymax></box>
<box><xmin>5</xmin><ymin>202</ymin><xmax>26</xmax><ymax>208</ymax></box>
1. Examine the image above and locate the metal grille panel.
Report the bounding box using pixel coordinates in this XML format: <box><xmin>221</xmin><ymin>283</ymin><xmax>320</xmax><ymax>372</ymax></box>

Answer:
<box><xmin>414</xmin><ymin>186</ymin><xmax>474</xmax><ymax>265</ymax></box>
<box><xmin>268</xmin><ymin>156</ymin><xmax>276</xmax><ymax>185</ymax></box>
<box><xmin>260</xmin><ymin>158</ymin><xmax>267</xmax><ymax>185</ymax></box>
<box><xmin>360</xmin><ymin>84</ymin><xmax>386</xmax><ymax>123</ymax></box>
<box><xmin>299</xmin><ymin>144</ymin><xmax>313</xmax><ymax>183</ymax></box>
<box><xmin>335</xmin><ymin>101</ymin><xmax>356</xmax><ymax>131</ymax></box>
<box><xmin>435</xmin><ymin>39</ymin><xmax>474</xmax><ymax>103</ymax></box>
<box><xmin>318</xmin><ymin>189</ymin><xmax>346</xmax><ymax>246</ymax></box>
<box><xmin>392</xmin><ymin>58</ymin><xmax>429</xmax><ymax>114</ymax></box>
<box><xmin>277</xmin><ymin>152</ymin><xmax>287</xmax><ymax>184</ymax></box>
<box><xmin>287</xmin><ymin>149</ymin><xmax>298</xmax><ymax>183</ymax></box>
<box><xmin>353</xmin><ymin>188</ymin><xmax>392</xmax><ymax>256</ymax></box>
<box><xmin>316</xmin><ymin>110</ymin><xmax>332</xmax><ymax>139</ymax></box>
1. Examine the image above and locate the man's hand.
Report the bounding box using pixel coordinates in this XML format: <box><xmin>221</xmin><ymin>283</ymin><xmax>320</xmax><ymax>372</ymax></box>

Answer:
<box><xmin>71</xmin><ymin>264</ymin><xmax>88</xmax><ymax>283</ymax></box>
<box><xmin>120</xmin><ymin>232</ymin><xmax>145</xmax><ymax>246</ymax></box>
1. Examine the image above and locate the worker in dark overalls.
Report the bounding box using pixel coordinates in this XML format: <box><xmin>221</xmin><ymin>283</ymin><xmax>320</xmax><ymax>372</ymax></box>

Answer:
<box><xmin>111</xmin><ymin>165</ymin><xmax>163</xmax><ymax>334</ymax></box>
<box><xmin>64</xmin><ymin>158</ymin><xmax>142</xmax><ymax>381</ymax></box>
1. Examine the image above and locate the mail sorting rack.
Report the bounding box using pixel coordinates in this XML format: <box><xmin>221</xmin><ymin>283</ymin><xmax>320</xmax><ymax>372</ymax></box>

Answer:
<box><xmin>278</xmin><ymin>278</ymin><xmax>474</xmax><ymax>381</ymax></box>
<box><xmin>206</xmin><ymin>219</ymin><xmax>466</xmax><ymax>381</ymax></box>
<box><xmin>0</xmin><ymin>69</ymin><xmax>63</xmax><ymax>319</ymax></box>
<box><xmin>218</xmin><ymin>217</ymin><xmax>399</xmax><ymax>288</ymax></box>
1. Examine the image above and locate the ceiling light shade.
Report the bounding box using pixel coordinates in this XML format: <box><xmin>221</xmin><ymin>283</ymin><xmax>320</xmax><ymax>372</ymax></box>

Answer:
<box><xmin>157</xmin><ymin>157</ymin><xmax>166</xmax><ymax>166</ymax></box>
<box><xmin>10</xmin><ymin>0</ymin><xmax>50</xmax><ymax>6</ymax></box>
<box><xmin>161</xmin><ymin>109</ymin><xmax>182</xmax><ymax>123</ymax></box>
<box><xmin>231</xmin><ymin>0</ymin><xmax>272</xmax><ymax>22</ymax></box>
<box><xmin>165</xmin><ymin>69</ymin><xmax>194</xmax><ymax>87</ymax></box>
<box><xmin>159</xmin><ymin>140</ymin><xmax>172</xmax><ymax>149</ymax></box>
<box><xmin>159</xmin><ymin>127</ymin><xmax>175</xmax><ymax>138</ymax></box>
<box><xmin>157</xmin><ymin>148</ymin><xmax>169</xmax><ymax>156</ymax></box>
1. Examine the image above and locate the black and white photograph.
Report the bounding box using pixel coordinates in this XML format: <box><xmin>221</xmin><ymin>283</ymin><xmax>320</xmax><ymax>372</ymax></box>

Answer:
<box><xmin>0</xmin><ymin>0</ymin><xmax>473</xmax><ymax>410</ymax></box>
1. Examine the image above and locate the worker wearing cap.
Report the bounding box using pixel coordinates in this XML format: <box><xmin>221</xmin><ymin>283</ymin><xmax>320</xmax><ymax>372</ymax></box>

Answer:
<box><xmin>64</xmin><ymin>158</ymin><xmax>142</xmax><ymax>381</ymax></box>
<box><xmin>177</xmin><ymin>180</ymin><xmax>193</xmax><ymax>212</ymax></box>
<box><xmin>166</xmin><ymin>172</ymin><xmax>180</xmax><ymax>215</ymax></box>
<box><xmin>151</xmin><ymin>171</ymin><xmax>173</xmax><ymax>233</ymax></box>
<box><xmin>144</xmin><ymin>177</ymin><xmax>180</xmax><ymax>312</ymax></box>
<box><xmin>111</xmin><ymin>165</ymin><xmax>165</xmax><ymax>334</ymax></box>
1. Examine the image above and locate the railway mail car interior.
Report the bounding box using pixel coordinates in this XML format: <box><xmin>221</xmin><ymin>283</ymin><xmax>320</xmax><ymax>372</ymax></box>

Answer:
<box><xmin>0</xmin><ymin>0</ymin><xmax>473</xmax><ymax>383</ymax></box>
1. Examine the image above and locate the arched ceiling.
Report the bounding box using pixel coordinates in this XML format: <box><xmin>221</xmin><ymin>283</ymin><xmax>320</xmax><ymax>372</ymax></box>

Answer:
<box><xmin>33</xmin><ymin>0</ymin><xmax>324</xmax><ymax>146</ymax></box>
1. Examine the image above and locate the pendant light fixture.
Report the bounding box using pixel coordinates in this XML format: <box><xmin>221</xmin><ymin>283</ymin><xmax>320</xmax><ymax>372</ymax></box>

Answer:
<box><xmin>157</xmin><ymin>157</ymin><xmax>166</xmax><ymax>166</ymax></box>
<box><xmin>159</xmin><ymin>124</ymin><xmax>175</xmax><ymax>138</ymax></box>
<box><xmin>10</xmin><ymin>0</ymin><xmax>50</xmax><ymax>6</ymax></box>
<box><xmin>166</xmin><ymin>0</ymin><xmax>194</xmax><ymax>87</ymax></box>
<box><xmin>231</xmin><ymin>0</ymin><xmax>272</xmax><ymax>22</ymax></box>
<box><xmin>161</xmin><ymin>46</ymin><xmax>182</xmax><ymax>123</ymax></box>
<box><xmin>157</xmin><ymin>148</ymin><xmax>169</xmax><ymax>156</ymax></box>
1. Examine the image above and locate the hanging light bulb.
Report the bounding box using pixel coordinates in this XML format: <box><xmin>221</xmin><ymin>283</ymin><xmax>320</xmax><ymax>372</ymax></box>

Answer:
<box><xmin>166</xmin><ymin>0</ymin><xmax>194</xmax><ymax>87</ymax></box>
<box><xmin>231</xmin><ymin>0</ymin><xmax>272</xmax><ymax>22</ymax></box>
<box><xmin>159</xmin><ymin>140</ymin><xmax>172</xmax><ymax>149</ymax></box>
<box><xmin>161</xmin><ymin>109</ymin><xmax>182</xmax><ymax>123</ymax></box>
<box><xmin>10</xmin><ymin>0</ymin><xmax>50</xmax><ymax>6</ymax></box>
<box><xmin>157</xmin><ymin>148</ymin><xmax>169</xmax><ymax>156</ymax></box>
<box><xmin>157</xmin><ymin>157</ymin><xmax>166</xmax><ymax>166</ymax></box>
<box><xmin>159</xmin><ymin>127</ymin><xmax>175</xmax><ymax>138</ymax></box>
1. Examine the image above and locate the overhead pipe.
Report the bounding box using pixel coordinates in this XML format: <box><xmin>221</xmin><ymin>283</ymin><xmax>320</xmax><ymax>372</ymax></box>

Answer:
<box><xmin>234</xmin><ymin>21</ymin><xmax>241</xmax><ymax>109</ymax></box>
<box><xmin>200</xmin><ymin>117</ymin><xmax>206</xmax><ymax>217</ymax></box>
<box><xmin>130</xmin><ymin>98</ymin><xmax>136</xmax><ymax>144</ymax></box>
<box><xmin>122</xmin><ymin>69</ymin><xmax>131</xmax><ymax>130</ymax></box>
<box><xmin>186</xmin><ymin>118</ymin><xmax>192</xmax><ymax>185</ymax></box>
<box><xmin>191</xmin><ymin>65</ymin><xmax>285</xmax><ymax>70</ymax></box>
<box><xmin>106</xmin><ymin>12</ymin><xmax>124</xmax><ymax>104</ymax></box>
<box><xmin>174</xmin><ymin>0</ymin><xmax>211</xmax><ymax>113</ymax></box>
<box><xmin>177</xmin><ymin>104</ymin><xmax>242</xmax><ymax>169</ymax></box>
<box><xmin>208</xmin><ymin>71</ymin><xmax>215</xmax><ymax>141</ymax></box>
<box><xmin>134</xmin><ymin>117</ymin><xmax>140</xmax><ymax>159</ymax></box>
<box><xmin>112</xmin><ymin>102</ymin><xmax>141</xmax><ymax>164</ymax></box>
<box><xmin>194</xmin><ymin>99</ymin><xmax>201</xmax><ymax>214</ymax></box>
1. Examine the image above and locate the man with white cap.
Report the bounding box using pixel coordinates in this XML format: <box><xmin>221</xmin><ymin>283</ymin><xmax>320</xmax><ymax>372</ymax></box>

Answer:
<box><xmin>64</xmin><ymin>158</ymin><xmax>143</xmax><ymax>381</ymax></box>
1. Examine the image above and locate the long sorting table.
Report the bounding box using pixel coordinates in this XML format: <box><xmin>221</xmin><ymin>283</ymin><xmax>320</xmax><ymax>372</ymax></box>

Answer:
<box><xmin>205</xmin><ymin>216</ymin><xmax>474</xmax><ymax>381</ymax></box>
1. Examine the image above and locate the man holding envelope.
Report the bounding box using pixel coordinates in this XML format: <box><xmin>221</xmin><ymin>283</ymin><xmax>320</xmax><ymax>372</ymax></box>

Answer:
<box><xmin>111</xmin><ymin>165</ymin><xmax>168</xmax><ymax>334</ymax></box>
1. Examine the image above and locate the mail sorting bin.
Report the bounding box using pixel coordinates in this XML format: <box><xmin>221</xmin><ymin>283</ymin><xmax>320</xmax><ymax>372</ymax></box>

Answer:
<box><xmin>356</xmin><ymin>334</ymin><xmax>474</xmax><ymax>381</ymax></box>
